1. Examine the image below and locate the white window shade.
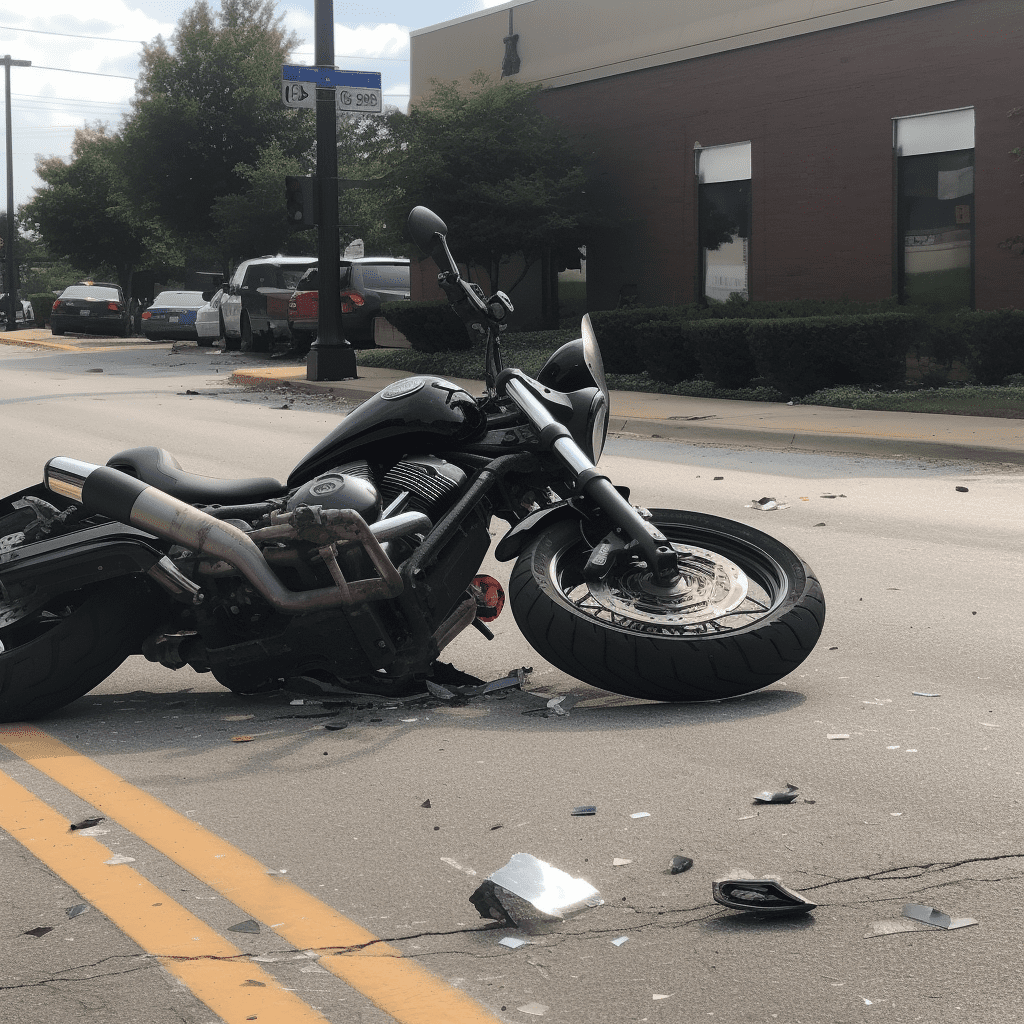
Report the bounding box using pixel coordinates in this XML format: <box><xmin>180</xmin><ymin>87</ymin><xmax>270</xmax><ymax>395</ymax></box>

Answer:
<box><xmin>696</xmin><ymin>141</ymin><xmax>751</xmax><ymax>183</ymax></box>
<box><xmin>894</xmin><ymin>107</ymin><xmax>974</xmax><ymax>156</ymax></box>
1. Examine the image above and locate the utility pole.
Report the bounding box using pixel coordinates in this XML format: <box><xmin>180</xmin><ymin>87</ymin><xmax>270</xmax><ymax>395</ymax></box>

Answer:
<box><xmin>306</xmin><ymin>0</ymin><xmax>355</xmax><ymax>381</ymax></box>
<box><xmin>2</xmin><ymin>54</ymin><xmax>30</xmax><ymax>332</ymax></box>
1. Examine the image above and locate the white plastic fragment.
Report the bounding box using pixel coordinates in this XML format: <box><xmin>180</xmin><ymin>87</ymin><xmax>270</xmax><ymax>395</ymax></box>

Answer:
<box><xmin>827</xmin><ymin>734</ymin><xmax>850</xmax><ymax>740</ymax></box>
<box><xmin>104</xmin><ymin>854</ymin><xmax>135</xmax><ymax>865</ymax></box>
<box><xmin>630</xmin><ymin>812</ymin><xmax>651</xmax><ymax>819</ymax></box>
<box><xmin>653</xmin><ymin>993</ymin><xmax>674</xmax><ymax>1000</ymax></box>
<box><xmin>611</xmin><ymin>936</ymin><xmax>630</xmax><ymax>946</ymax></box>
<box><xmin>290</xmin><ymin>699</ymin><xmax>305</xmax><ymax>705</ymax></box>
<box><xmin>746</xmin><ymin>497</ymin><xmax>790</xmax><ymax>511</ymax></box>
<box><xmin>498</xmin><ymin>936</ymin><xmax>530</xmax><ymax>949</ymax></box>
<box><xmin>913</xmin><ymin>692</ymin><xmax>941</xmax><ymax>697</ymax></box>
<box><xmin>903</xmin><ymin>903</ymin><xmax>978</xmax><ymax>930</ymax></box>
<box><xmin>612</xmin><ymin>858</ymin><xmax>632</xmax><ymax>867</ymax></box>
<box><xmin>517</xmin><ymin>1002</ymin><xmax>549</xmax><ymax>1016</ymax></box>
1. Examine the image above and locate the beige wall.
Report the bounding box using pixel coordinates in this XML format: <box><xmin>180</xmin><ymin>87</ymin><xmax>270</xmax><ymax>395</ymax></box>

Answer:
<box><xmin>410</xmin><ymin>0</ymin><xmax>957</xmax><ymax>101</ymax></box>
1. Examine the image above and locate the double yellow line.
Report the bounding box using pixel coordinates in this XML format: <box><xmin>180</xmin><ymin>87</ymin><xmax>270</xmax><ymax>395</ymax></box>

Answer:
<box><xmin>0</xmin><ymin>725</ymin><xmax>502</xmax><ymax>1024</ymax></box>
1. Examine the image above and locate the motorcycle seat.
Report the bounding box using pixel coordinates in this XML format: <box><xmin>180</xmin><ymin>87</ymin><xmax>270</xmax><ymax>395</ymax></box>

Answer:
<box><xmin>106</xmin><ymin>446</ymin><xmax>288</xmax><ymax>506</ymax></box>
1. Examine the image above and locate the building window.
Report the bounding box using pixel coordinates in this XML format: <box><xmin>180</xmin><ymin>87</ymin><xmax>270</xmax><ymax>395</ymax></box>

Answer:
<box><xmin>695</xmin><ymin>142</ymin><xmax>751</xmax><ymax>303</ymax></box>
<box><xmin>894</xmin><ymin>107</ymin><xmax>975</xmax><ymax>310</ymax></box>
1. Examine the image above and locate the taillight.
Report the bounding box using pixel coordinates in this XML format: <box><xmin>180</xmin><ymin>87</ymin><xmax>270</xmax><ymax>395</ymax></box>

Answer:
<box><xmin>52</xmin><ymin>300</ymin><xmax>61</xmax><ymax>311</ymax></box>
<box><xmin>340</xmin><ymin>290</ymin><xmax>364</xmax><ymax>314</ymax></box>
<box><xmin>107</xmin><ymin>302</ymin><xmax>120</xmax><ymax>311</ymax></box>
<box><xmin>295</xmin><ymin>292</ymin><xmax>318</xmax><ymax>318</ymax></box>
<box><xmin>141</xmin><ymin>310</ymin><xmax>152</xmax><ymax>320</ymax></box>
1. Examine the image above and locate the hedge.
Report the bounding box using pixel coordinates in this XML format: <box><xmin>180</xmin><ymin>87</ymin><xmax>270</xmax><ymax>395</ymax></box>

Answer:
<box><xmin>635</xmin><ymin>320</ymin><xmax>702</xmax><ymax>382</ymax></box>
<box><xmin>955</xmin><ymin>310</ymin><xmax>1024</xmax><ymax>384</ymax></box>
<box><xmin>28</xmin><ymin>293</ymin><xmax>57</xmax><ymax>326</ymax></box>
<box><xmin>379</xmin><ymin>299</ymin><xmax>473</xmax><ymax>352</ymax></box>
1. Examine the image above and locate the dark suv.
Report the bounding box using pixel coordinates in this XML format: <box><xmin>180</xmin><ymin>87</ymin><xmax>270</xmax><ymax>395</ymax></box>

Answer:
<box><xmin>287</xmin><ymin>258</ymin><xmax>411</xmax><ymax>350</ymax></box>
<box><xmin>220</xmin><ymin>255</ymin><xmax>316</xmax><ymax>352</ymax></box>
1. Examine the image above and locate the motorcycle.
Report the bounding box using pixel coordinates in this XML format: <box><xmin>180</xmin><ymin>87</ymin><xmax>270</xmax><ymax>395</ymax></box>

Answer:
<box><xmin>0</xmin><ymin>207</ymin><xmax>825</xmax><ymax>721</ymax></box>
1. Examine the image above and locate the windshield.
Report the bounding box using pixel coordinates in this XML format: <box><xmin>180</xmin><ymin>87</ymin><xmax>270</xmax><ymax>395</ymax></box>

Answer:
<box><xmin>153</xmin><ymin>291</ymin><xmax>206</xmax><ymax>307</ymax></box>
<box><xmin>61</xmin><ymin>286</ymin><xmax>120</xmax><ymax>301</ymax></box>
<box><xmin>356</xmin><ymin>264</ymin><xmax>410</xmax><ymax>290</ymax></box>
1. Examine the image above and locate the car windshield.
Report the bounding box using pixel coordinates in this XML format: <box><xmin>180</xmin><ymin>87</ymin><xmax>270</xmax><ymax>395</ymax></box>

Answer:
<box><xmin>61</xmin><ymin>286</ymin><xmax>120</xmax><ymax>301</ymax></box>
<box><xmin>356</xmin><ymin>264</ymin><xmax>410</xmax><ymax>290</ymax></box>
<box><xmin>153</xmin><ymin>291</ymin><xmax>206</xmax><ymax>308</ymax></box>
<box><xmin>281</xmin><ymin>267</ymin><xmax>311</xmax><ymax>289</ymax></box>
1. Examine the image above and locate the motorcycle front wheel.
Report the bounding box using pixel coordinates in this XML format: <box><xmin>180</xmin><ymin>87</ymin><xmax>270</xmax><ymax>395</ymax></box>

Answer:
<box><xmin>509</xmin><ymin>509</ymin><xmax>825</xmax><ymax>702</ymax></box>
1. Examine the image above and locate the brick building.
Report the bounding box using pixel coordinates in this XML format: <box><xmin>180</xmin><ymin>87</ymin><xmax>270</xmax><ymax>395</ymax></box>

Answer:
<box><xmin>410</xmin><ymin>0</ymin><xmax>1023</xmax><ymax>314</ymax></box>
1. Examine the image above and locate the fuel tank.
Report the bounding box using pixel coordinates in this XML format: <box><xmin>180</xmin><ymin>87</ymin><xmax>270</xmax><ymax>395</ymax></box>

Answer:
<box><xmin>288</xmin><ymin>375</ymin><xmax>486</xmax><ymax>487</ymax></box>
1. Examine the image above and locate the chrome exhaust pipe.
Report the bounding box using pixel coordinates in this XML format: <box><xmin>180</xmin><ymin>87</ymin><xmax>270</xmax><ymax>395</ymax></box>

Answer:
<box><xmin>44</xmin><ymin>458</ymin><xmax>407</xmax><ymax>614</ymax></box>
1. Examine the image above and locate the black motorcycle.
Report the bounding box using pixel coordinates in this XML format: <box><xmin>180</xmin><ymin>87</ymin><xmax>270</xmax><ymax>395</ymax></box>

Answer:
<box><xmin>0</xmin><ymin>207</ymin><xmax>825</xmax><ymax>721</ymax></box>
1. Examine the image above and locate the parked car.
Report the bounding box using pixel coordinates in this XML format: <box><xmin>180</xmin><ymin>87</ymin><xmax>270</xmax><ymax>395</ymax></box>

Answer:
<box><xmin>0</xmin><ymin>293</ymin><xmax>34</xmax><ymax>326</ymax></box>
<box><xmin>220</xmin><ymin>255</ymin><xmax>316</xmax><ymax>352</ymax></box>
<box><xmin>195</xmin><ymin>288</ymin><xmax>225</xmax><ymax>346</ymax></box>
<box><xmin>287</xmin><ymin>257</ymin><xmax>411</xmax><ymax>350</ymax></box>
<box><xmin>140</xmin><ymin>290</ymin><xmax>208</xmax><ymax>342</ymax></box>
<box><xmin>50</xmin><ymin>282</ymin><xmax>130</xmax><ymax>337</ymax></box>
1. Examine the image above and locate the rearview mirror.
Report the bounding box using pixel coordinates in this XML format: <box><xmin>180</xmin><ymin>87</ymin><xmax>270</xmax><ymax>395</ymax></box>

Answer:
<box><xmin>407</xmin><ymin>206</ymin><xmax>448</xmax><ymax>256</ymax></box>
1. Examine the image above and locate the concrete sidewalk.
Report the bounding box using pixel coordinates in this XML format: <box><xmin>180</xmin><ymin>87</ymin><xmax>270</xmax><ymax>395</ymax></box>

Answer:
<box><xmin>5</xmin><ymin>327</ymin><xmax>1024</xmax><ymax>465</ymax></box>
<box><xmin>232</xmin><ymin>362</ymin><xmax>1024</xmax><ymax>466</ymax></box>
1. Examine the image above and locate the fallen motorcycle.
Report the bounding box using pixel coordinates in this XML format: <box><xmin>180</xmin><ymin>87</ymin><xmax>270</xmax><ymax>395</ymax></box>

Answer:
<box><xmin>0</xmin><ymin>207</ymin><xmax>825</xmax><ymax>721</ymax></box>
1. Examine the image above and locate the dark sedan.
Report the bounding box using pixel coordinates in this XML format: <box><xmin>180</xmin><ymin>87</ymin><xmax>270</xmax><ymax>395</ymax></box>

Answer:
<box><xmin>140</xmin><ymin>290</ymin><xmax>208</xmax><ymax>341</ymax></box>
<box><xmin>50</xmin><ymin>283</ymin><xmax>130</xmax><ymax>337</ymax></box>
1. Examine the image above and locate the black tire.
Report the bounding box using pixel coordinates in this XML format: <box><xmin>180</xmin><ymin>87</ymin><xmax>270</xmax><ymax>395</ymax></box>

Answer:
<box><xmin>51</xmin><ymin>324</ymin><xmax>65</xmax><ymax>337</ymax></box>
<box><xmin>240</xmin><ymin>314</ymin><xmax>270</xmax><ymax>353</ymax></box>
<box><xmin>197</xmin><ymin>337</ymin><xmax>215</xmax><ymax>347</ymax></box>
<box><xmin>0</xmin><ymin>579</ymin><xmax>158</xmax><ymax>721</ymax></box>
<box><xmin>509</xmin><ymin>510</ymin><xmax>825</xmax><ymax>702</ymax></box>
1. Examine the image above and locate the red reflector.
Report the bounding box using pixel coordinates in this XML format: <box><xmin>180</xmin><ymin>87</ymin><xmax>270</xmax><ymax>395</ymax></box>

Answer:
<box><xmin>470</xmin><ymin>575</ymin><xmax>505</xmax><ymax>622</ymax></box>
<box><xmin>107</xmin><ymin>302</ymin><xmax>120</xmax><ymax>311</ymax></box>
<box><xmin>341</xmin><ymin>289</ymin><xmax>364</xmax><ymax>307</ymax></box>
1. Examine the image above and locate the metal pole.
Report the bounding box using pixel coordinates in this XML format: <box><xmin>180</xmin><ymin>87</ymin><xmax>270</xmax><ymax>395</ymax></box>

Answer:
<box><xmin>306</xmin><ymin>0</ymin><xmax>355</xmax><ymax>381</ymax></box>
<box><xmin>3</xmin><ymin>56</ymin><xmax>30</xmax><ymax>331</ymax></box>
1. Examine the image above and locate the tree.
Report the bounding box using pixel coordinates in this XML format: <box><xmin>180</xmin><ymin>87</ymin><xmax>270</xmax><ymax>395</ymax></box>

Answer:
<box><xmin>120</xmin><ymin>0</ymin><xmax>313</xmax><ymax>255</ymax></box>
<box><xmin>377</xmin><ymin>74</ymin><xmax>594</xmax><ymax>295</ymax></box>
<box><xmin>20</xmin><ymin>126</ymin><xmax>175</xmax><ymax>292</ymax></box>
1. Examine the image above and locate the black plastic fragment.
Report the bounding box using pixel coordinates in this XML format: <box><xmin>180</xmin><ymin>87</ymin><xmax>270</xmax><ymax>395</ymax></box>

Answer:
<box><xmin>69</xmin><ymin>817</ymin><xmax>104</xmax><ymax>831</ymax></box>
<box><xmin>670</xmin><ymin>855</ymin><xmax>694</xmax><ymax>874</ymax></box>
<box><xmin>421</xmin><ymin>799</ymin><xmax>432</xmax><ymax>808</ymax></box>
<box><xmin>712</xmin><ymin>876</ymin><xmax>817</xmax><ymax>914</ymax></box>
<box><xmin>753</xmin><ymin>783</ymin><xmax>800</xmax><ymax>804</ymax></box>
<box><xmin>324</xmin><ymin>721</ymin><xmax>348</xmax><ymax>731</ymax></box>
<box><xmin>228</xmin><ymin>919</ymin><xmax>261</xmax><ymax>934</ymax></box>
<box><xmin>23</xmin><ymin>927</ymin><xmax>53</xmax><ymax>937</ymax></box>
<box><xmin>571</xmin><ymin>806</ymin><xmax>596</xmax><ymax>816</ymax></box>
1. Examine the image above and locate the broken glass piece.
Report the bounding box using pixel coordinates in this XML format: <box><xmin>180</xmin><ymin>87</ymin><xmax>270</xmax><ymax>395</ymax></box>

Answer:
<box><xmin>865</xmin><ymin>918</ymin><xmax>925</xmax><ymax>937</ymax></box>
<box><xmin>66</xmin><ymin>905</ymin><xmax>88</xmax><ymax>919</ymax></box>
<box><xmin>611</xmin><ymin>936</ymin><xmax>630</xmax><ymax>946</ymax></box>
<box><xmin>228</xmin><ymin>919</ymin><xmax>261</xmax><ymax>934</ymax></box>
<box><xmin>104</xmin><ymin>854</ymin><xmax>136</xmax><ymax>865</ymax></box>
<box><xmin>469</xmin><ymin>853</ymin><xmax>603</xmax><ymax>926</ymax></box>
<box><xmin>712</xmin><ymin>875</ymin><xmax>817</xmax><ymax>914</ymax></box>
<box><xmin>670</xmin><ymin>855</ymin><xmax>694</xmax><ymax>874</ymax></box>
<box><xmin>571</xmin><ymin>806</ymin><xmax>596</xmax><ymax>816</ymax></box>
<box><xmin>517</xmin><ymin>1004</ymin><xmax>548</xmax><ymax>1016</ymax></box>
<box><xmin>753</xmin><ymin>783</ymin><xmax>799</xmax><ymax>804</ymax></box>
<box><xmin>498</xmin><ymin>936</ymin><xmax>529</xmax><ymax>948</ymax></box>
<box><xmin>902</xmin><ymin>903</ymin><xmax>978</xmax><ymax>930</ymax></box>
<box><xmin>69</xmin><ymin>817</ymin><xmax>104</xmax><ymax>831</ymax></box>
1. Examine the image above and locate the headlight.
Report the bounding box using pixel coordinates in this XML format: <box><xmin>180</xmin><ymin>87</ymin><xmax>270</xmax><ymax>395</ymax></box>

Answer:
<box><xmin>589</xmin><ymin>393</ymin><xmax>608</xmax><ymax>464</ymax></box>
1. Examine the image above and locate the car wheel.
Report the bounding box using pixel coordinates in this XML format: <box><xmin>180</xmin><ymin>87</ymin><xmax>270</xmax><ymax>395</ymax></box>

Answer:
<box><xmin>197</xmin><ymin>336</ymin><xmax>215</xmax><ymax>347</ymax></box>
<box><xmin>51</xmin><ymin>323</ymin><xmax>65</xmax><ymax>336</ymax></box>
<box><xmin>241</xmin><ymin>314</ymin><xmax>271</xmax><ymax>354</ymax></box>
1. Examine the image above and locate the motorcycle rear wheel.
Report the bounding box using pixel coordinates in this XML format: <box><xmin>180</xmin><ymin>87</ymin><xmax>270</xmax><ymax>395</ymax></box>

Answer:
<box><xmin>0</xmin><ymin>579</ymin><xmax>156</xmax><ymax>721</ymax></box>
<box><xmin>509</xmin><ymin>509</ymin><xmax>825</xmax><ymax>702</ymax></box>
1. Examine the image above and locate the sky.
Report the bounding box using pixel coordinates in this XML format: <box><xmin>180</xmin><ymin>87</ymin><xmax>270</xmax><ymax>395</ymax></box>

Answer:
<box><xmin>0</xmin><ymin>0</ymin><xmax>508</xmax><ymax>208</ymax></box>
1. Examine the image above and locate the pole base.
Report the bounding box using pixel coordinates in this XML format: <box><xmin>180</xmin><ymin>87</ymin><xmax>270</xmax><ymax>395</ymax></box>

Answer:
<box><xmin>306</xmin><ymin>344</ymin><xmax>357</xmax><ymax>382</ymax></box>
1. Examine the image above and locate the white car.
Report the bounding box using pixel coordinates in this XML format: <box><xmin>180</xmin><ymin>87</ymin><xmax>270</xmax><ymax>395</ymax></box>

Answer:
<box><xmin>195</xmin><ymin>288</ymin><xmax>225</xmax><ymax>345</ymax></box>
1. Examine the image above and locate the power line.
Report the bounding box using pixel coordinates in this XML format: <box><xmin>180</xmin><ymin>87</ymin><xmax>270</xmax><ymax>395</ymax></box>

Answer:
<box><xmin>0</xmin><ymin>24</ymin><xmax>147</xmax><ymax>44</ymax></box>
<box><xmin>30</xmin><ymin>65</ymin><xmax>137</xmax><ymax>81</ymax></box>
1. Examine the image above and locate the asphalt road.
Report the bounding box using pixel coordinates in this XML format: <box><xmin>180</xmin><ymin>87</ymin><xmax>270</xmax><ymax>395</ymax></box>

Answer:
<box><xmin>2</xmin><ymin>341</ymin><xmax>1023</xmax><ymax>1024</ymax></box>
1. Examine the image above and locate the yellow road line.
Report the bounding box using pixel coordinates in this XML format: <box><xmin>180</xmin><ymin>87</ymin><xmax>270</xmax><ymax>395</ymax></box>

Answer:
<box><xmin>0</xmin><ymin>725</ymin><xmax>503</xmax><ymax>1024</ymax></box>
<box><xmin>0</xmin><ymin>768</ymin><xmax>330</xmax><ymax>1024</ymax></box>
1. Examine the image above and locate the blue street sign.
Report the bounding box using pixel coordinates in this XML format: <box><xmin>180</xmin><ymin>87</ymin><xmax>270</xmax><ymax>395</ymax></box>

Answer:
<box><xmin>282</xmin><ymin>65</ymin><xmax>381</xmax><ymax>90</ymax></box>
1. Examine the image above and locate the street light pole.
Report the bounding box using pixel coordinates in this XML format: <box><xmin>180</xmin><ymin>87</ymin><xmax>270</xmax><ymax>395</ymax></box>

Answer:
<box><xmin>2</xmin><ymin>55</ymin><xmax>30</xmax><ymax>332</ymax></box>
<box><xmin>306</xmin><ymin>0</ymin><xmax>356</xmax><ymax>381</ymax></box>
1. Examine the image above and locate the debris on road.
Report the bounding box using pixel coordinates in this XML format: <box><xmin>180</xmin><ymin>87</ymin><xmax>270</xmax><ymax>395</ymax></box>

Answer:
<box><xmin>670</xmin><ymin>855</ymin><xmax>694</xmax><ymax>874</ymax></box>
<box><xmin>498</xmin><ymin>936</ymin><xmax>530</xmax><ymax>949</ymax></box>
<box><xmin>69</xmin><ymin>817</ymin><xmax>104</xmax><ymax>831</ymax></box>
<box><xmin>611</xmin><ymin>936</ymin><xmax>630</xmax><ymax>946</ymax></box>
<box><xmin>864</xmin><ymin>918</ymin><xmax>925</xmax><ymax>937</ymax></box>
<box><xmin>231</xmin><ymin>735</ymin><xmax>254</xmax><ymax>743</ymax></box>
<box><xmin>956</xmin><ymin>486</ymin><xmax>969</xmax><ymax>492</ymax></box>
<box><xmin>421</xmin><ymin>799</ymin><xmax>432</xmax><ymax>808</ymax></box>
<box><xmin>913</xmin><ymin>692</ymin><xmax>941</xmax><ymax>697</ymax></box>
<box><xmin>228</xmin><ymin>920</ymin><xmax>261</xmax><ymax>934</ymax></box>
<box><xmin>630</xmin><ymin>812</ymin><xmax>651</xmax><ymax>819</ymax></box>
<box><xmin>612</xmin><ymin>858</ymin><xmax>632</xmax><ymax>867</ymax></box>
<box><xmin>747</xmin><ymin>497</ymin><xmax>790</xmax><ymax>511</ymax></box>
<box><xmin>903</xmin><ymin>903</ymin><xmax>978</xmax><ymax>930</ymax></box>
<box><xmin>712</xmin><ymin>874</ymin><xmax>817</xmax><ymax>914</ymax></box>
<box><xmin>266</xmin><ymin>868</ymin><xmax>288</xmax><ymax>876</ymax></box>
<box><xmin>517</xmin><ymin>1003</ymin><xmax>549</xmax><ymax>1016</ymax></box>
<box><xmin>753</xmin><ymin>783</ymin><xmax>800</xmax><ymax>804</ymax></box>
<box><xmin>469</xmin><ymin>853</ymin><xmax>603</xmax><ymax>927</ymax></box>
<box><xmin>324</xmin><ymin>721</ymin><xmax>348</xmax><ymax>730</ymax></box>
<box><xmin>66</xmin><ymin>905</ymin><xmax>89</xmax><ymax>919</ymax></box>
<box><xmin>104</xmin><ymin>854</ymin><xmax>136</xmax><ymax>865</ymax></box>
<box><xmin>827</xmin><ymin>733</ymin><xmax>850</xmax><ymax>740</ymax></box>
<box><xmin>23</xmin><ymin>927</ymin><xmax>53</xmax><ymax>937</ymax></box>
<box><xmin>571</xmin><ymin>806</ymin><xmax>596</xmax><ymax>816</ymax></box>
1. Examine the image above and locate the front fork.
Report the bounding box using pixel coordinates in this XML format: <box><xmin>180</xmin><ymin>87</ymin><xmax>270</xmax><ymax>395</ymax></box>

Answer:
<box><xmin>501</xmin><ymin>376</ymin><xmax>680</xmax><ymax>584</ymax></box>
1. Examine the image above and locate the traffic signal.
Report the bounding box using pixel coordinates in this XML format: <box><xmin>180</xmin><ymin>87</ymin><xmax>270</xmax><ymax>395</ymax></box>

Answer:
<box><xmin>285</xmin><ymin>175</ymin><xmax>318</xmax><ymax>229</ymax></box>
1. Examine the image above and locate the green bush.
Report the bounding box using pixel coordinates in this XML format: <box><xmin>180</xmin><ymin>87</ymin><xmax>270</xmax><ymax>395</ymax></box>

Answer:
<box><xmin>28</xmin><ymin>293</ymin><xmax>57</xmax><ymax>326</ymax></box>
<box><xmin>587</xmin><ymin>306</ymin><xmax>694</xmax><ymax>372</ymax></box>
<box><xmin>635</xmin><ymin>320</ymin><xmax>702</xmax><ymax>382</ymax></box>
<box><xmin>746</xmin><ymin>313</ymin><xmax>915</xmax><ymax>396</ymax></box>
<box><xmin>954</xmin><ymin>310</ymin><xmax>1024</xmax><ymax>384</ymax></box>
<box><xmin>683</xmin><ymin>319</ymin><xmax>759</xmax><ymax>388</ymax></box>
<box><xmin>379</xmin><ymin>300</ymin><xmax>473</xmax><ymax>352</ymax></box>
